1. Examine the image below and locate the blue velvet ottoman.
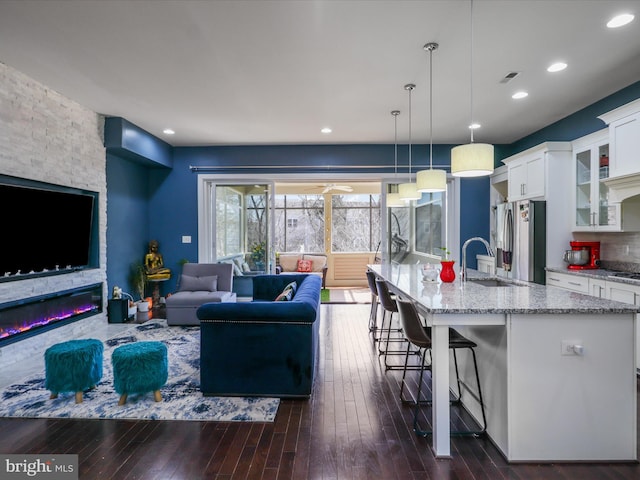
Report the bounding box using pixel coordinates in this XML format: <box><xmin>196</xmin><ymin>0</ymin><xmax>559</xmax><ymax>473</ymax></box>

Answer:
<box><xmin>111</xmin><ymin>341</ymin><xmax>168</xmax><ymax>405</ymax></box>
<box><xmin>44</xmin><ymin>339</ymin><xmax>103</xmax><ymax>404</ymax></box>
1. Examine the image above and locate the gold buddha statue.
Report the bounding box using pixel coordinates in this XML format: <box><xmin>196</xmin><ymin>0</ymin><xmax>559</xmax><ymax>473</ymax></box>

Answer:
<box><xmin>144</xmin><ymin>240</ymin><xmax>171</xmax><ymax>280</ymax></box>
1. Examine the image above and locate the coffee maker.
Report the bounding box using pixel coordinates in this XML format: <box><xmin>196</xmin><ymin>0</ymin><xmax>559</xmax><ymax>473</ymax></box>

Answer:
<box><xmin>567</xmin><ymin>241</ymin><xmax>600</xmax><ymax>270</ymax></box>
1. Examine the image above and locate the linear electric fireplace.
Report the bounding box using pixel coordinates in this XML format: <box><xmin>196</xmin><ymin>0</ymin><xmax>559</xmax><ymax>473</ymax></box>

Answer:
<box><xmin>0</xmin><ymin>283</ymin><xmax>103</xmax><ymax>347</ymax></box>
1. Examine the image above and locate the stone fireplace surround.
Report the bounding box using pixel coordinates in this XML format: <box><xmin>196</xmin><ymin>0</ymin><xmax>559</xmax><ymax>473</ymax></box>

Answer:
<box><xmin>0</xmin><ymin>62</ymin><xmax>109</xmax><ymax>370</ymax></box>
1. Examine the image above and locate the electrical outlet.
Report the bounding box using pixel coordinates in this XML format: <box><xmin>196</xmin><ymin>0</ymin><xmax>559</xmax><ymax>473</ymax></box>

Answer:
<box><xmin>561</xmin><ymin>340</ymin><xmax>583</xmax><ymax>356</ymax></box>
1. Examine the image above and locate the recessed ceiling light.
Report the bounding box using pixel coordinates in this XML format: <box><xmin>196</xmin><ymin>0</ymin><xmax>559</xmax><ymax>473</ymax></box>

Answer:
<box><xmin>512</xmin><ymin>91</ymin><xmax>529</xmax><ymax>99</ymax></box>
<box><xmin>321</xmin><ymin>127</ymin><xmax>332</xmax><ymax>134</ymax></box>
<box><xmin>469</xmin><ymin>123</ymin><xmax>481</xmax><ymax>130</ymax></box>
<box><xmin>547</xmin><ymin>62</ymin><xmax>567</xmax><ymax>73</ymax></box>
<box><xmin>163</xmin><ymin>128</ymin><xmax>175</xmax><ymax>135</ymax></box>
<box><xmin>607</xmin><ymin>13</ymin><xmax>634</xmax><ymax>28</ymax></box>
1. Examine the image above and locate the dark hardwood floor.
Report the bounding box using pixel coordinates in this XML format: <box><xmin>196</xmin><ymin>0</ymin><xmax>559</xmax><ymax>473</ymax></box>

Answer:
<box><xmin>1</xmin><ymin>303</ymin><xmax>639</xmax><ymax>479</ymax></box>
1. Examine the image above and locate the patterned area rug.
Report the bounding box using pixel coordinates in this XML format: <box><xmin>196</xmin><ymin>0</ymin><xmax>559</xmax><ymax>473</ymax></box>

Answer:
<box><xmin>0</xmin><ymin>321</ymin><xmax>279</xmax><ymax>422</ymax></box>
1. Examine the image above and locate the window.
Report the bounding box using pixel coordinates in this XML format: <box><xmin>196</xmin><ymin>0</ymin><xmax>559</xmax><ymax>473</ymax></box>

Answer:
<box><xmin>388</xmin><ymin>206</ymin><xmax>410</xmax><ymax>262</ymax></box>
<box><xmin>415</xmin><ymin>191</ymin><xmax>446</xmax><ymax>256</ymax></box>
<box><xmin>246</xmin><ymin>192</ymin><xmax>268</xmax><ymax>264</ymax></box>
<box><xmin>331</xmin><ymin>194</ymin><xmax>380</xmax><ymax>252</ymax></box>
<box><xmin>274</xmin><ymin>195</ymin><xmax>324</xmax><ymax>252</ymax></box>
<box><xmin>215</xmin><ymin>186</ymin><xmax>242</xmax><ymax>258</ymax></box>
<box><xmin>210</xmin><ymin>183</ymin><xmax>270</xmax><ymax>267</ymax></box>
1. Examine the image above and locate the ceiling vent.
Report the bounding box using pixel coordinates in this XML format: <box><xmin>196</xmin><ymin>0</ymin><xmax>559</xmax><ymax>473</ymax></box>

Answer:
<box><xmin>500</xmin><ymin>72</ymin><xmax>520</xmax><ymax>84</ymax></box>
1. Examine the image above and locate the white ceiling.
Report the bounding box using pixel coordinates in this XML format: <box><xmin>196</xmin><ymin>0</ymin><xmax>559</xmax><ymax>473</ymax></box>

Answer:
<box><xmin>1</xmin><ymin>0</ymin><xmax>639</xmax><ymax>147</ymax></box>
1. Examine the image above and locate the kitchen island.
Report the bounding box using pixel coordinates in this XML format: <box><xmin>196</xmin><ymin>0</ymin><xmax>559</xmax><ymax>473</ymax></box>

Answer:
<box><xmin>369</xmin><ymin>263</ymin><xmax>639</xmax><ymax>462</ymax></box>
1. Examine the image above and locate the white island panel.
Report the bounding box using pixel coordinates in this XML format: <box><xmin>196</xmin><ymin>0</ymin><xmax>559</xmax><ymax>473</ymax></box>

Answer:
<box><xmin>508</xmin><ymin>313</ymin><xmax>636</xmax><ymax>461</ymax></box>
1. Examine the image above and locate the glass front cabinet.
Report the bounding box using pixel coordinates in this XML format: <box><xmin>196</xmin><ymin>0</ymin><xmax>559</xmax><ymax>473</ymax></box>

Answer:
<box><xmin>572</xmin><ymin>129</ymin><xmax>621</xmax><ymax>232</ymax></box>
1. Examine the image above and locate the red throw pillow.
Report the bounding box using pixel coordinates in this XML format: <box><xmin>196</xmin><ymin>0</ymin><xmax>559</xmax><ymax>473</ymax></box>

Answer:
<box><xmin>296</xmin><ymin>259</ymin><xmax>312</xmax><ymax>272</ymax></box>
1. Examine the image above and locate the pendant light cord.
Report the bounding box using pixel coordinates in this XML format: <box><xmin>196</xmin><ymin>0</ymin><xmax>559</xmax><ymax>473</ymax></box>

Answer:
<box><xmin>393</xmin><ymin>111</ymin><xmax>399</xmax><ymax>177</ymax></box>
<box><xmin>469</xmin><ymin>0</ymin><xmax>475</xmax><ymax>144</ymax></box>
<box><xmin>405</xmin><ymin>84</ymin><xmax>415</xmax><ymax>182</ymax></box>
<box><xmin>429</xmin><ymin>46</ymin><xmax>434</xmax><ymax>169</ymax></box>
<box><xmin>408</xmin><ymin>87</ymin><xmax>412</xmax><ymax>182</ymax></box>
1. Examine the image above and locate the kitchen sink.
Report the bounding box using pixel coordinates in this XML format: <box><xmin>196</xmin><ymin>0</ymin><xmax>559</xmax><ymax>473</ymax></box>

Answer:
<box><xmin>468</xmin><ymin>278</ymin><xmax>527</xmax><ymax>287</ymax></box>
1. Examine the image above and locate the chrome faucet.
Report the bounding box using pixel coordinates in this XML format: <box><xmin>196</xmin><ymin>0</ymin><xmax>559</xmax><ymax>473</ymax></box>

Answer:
<box><xmin>461</xmin><ymin>237</ymin><xmax>495</xmax><ymax>281</ymax></box>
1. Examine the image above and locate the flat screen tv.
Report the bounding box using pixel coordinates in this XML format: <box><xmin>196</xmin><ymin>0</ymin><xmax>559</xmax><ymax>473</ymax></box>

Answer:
<box><xmin>0</xmin><ymin>180</ymin><xmax>97</xmax><ymax>277</ymax></box>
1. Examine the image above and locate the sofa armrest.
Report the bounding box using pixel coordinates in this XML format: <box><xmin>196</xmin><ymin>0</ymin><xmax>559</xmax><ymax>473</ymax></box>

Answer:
<box><xmin>198</xmin><ymin>301</ymin><xmax>316</xmax><ymax>323</ymax></box>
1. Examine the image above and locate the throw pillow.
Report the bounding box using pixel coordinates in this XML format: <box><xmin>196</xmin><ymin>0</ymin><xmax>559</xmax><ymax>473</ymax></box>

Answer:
<box><xmin>178</xmin><ymin>274</ymin><xmax>218</xmax><ymax>292</ymax></box>
<box><xmin>283</xmin><ymin>281</ymin><xmax>298</xmax><ymax>296</ymax></box>
<box><xmin>296</xmin><ymin>259</ymin><xmax>312</xmax><ymax>272</ymax></box>
<box><xmin>241</xmin><ymin>262</ymin><xmax>251</xmax><ymax>272</ymax></box>
<box><xmin>274</xmin><ymin>284</ymin><xmax>294</xmax><ymax>301</ymax></box>
<box><xmin>232</xmin><ymin>262</ymin><xmax>243</xmax><ymax>276</ymax></box>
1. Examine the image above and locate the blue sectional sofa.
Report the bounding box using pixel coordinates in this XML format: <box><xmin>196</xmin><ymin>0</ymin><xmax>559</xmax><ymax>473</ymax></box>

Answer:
<box><xmin>197</xmin><ymin>274</ymin><xmax>321</xmax><ymax>398</ymax></box>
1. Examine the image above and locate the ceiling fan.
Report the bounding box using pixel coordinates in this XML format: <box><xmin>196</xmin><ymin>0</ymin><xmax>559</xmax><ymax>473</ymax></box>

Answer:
<box><xmin>320</xmin><ymin>183</ymin><xmax>353</xmax><ymax>194</ymax></box>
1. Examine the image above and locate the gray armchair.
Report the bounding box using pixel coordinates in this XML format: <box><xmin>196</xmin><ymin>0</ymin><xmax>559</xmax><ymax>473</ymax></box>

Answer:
<box><xmin>165</xmin><ymin>263</ymin><xmax>236</xmax><ymax>326</ymax></box>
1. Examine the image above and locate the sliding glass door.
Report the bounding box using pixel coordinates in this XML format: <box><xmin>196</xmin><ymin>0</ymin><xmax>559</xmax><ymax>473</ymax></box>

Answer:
<box><xmin>198</xmin><ymin>179</ymin><xmax>274</xmax><ymax>272</ymax></box>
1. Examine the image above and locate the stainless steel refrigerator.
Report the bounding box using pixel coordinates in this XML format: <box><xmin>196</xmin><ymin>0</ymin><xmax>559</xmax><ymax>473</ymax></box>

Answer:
<box><xmin>499</xmin><ymin>200</ymin><xmax>546</xmax><ymax>285</ymax></box>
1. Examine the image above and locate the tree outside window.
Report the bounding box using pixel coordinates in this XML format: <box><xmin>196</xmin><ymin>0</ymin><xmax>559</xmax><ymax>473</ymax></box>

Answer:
<box><xmin>274</xmin><ymin>194</ymin><xmax>324</xmax><ymax>252</ymax></box>
<box><xmin>331</xmin><ymin>194</ymin><xmax>381</xmax><ymax>252</ymax></box>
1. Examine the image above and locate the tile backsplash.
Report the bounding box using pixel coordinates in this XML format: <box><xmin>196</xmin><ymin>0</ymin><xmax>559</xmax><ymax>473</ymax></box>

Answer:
<box><xmin>572</xmin><ymin>231</ymin><xmax>640</xmax><ymax>272</ymax></box>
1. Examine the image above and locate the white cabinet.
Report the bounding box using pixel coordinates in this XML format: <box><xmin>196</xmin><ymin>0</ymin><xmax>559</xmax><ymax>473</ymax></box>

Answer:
<box><xmin>598</xmin><ymin>98</ymin><xmax>640</xmax><ymax>179</ymax></box>
<box><xmin>571</xmin><ymin>129</ymin><xmax>622</xmax><ymax>231</ymax></box>
<box><xmin>607</xmin><ymin>281</ymin><xmax>640</xmax><ymax>306</ymax></box>
<box><xmin>503</xmin><ymin>143</ymin><xmax>573</xmax><ymax>271</ymax></box>
<box><xmin>588</xmin><ymin>278</ymin><xmax>607</xmax><ymax>298</ymax></box>
<box><xmin>545</xmin><ymin>271</ymin><xmax>589</xmax><ymax>294</ymax></box>
<box><xmin>506</xmin><ymin>153</ymin><xmax>545</xmax><ymax>200</ymax></box>
<box><xmin>503</xmin><ymin>142</ymin><xmax>572</xmax><ymax>202</ymax></box>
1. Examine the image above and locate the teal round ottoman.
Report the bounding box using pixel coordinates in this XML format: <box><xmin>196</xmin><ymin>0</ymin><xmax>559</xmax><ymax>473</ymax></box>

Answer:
<box><xmin>112</xmin><ymin>341</ymin><xmax>168</xmax><ymax>405</ymax></box>
<box><xmin>44</xmin><ymin>339</ymin><xmax>103</xmax><ymax>404</ymax></box>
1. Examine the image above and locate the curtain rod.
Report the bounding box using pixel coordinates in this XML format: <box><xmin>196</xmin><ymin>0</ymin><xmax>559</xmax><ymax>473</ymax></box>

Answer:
<box><xmin>189</xmin><ymin>164</ymin><xmax>451</xmax><ymax>172</ymax></box>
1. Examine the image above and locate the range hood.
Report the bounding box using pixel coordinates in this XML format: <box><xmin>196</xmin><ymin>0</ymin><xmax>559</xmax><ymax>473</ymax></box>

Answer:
<box><xmin>605</xmin><ymin>173</ymin><xmax>640</xmax><ymax>203</ymax></box>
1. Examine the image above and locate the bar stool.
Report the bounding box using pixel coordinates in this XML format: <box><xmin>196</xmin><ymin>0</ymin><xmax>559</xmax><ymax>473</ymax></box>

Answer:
<box><xmin>375</xmin><ymin>278</ymin><xmax>410</xmax><ymax>370</ymax></box>
<box><xmin>396</xmin><ymin>298</ymin><xmax>487</xmax><ymax>437</ymax></box>
<box><xmin>366</xmin><ymin>270</ymin><xmax>381</xmax><ymax>341</ymax></box>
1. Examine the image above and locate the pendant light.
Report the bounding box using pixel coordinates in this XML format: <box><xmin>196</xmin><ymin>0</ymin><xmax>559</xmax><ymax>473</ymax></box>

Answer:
<box><xmin>398</xmin><ymin>83</ymin><xmax>421</xmax><ymax>201</ymax></box>
<box><xmin>387</xmin><ymin>110</ymin><xmax>406</xmax><ymax>208</ymax></box>
<box><xmin>417</xmin><ymin>42</ymin><xmax>447</xmax><ymax>192</ymax></box>
<box><xmin>451</xmin><ymin>0</ymin><xmax>494</xmax><ymax>177</ymax></box>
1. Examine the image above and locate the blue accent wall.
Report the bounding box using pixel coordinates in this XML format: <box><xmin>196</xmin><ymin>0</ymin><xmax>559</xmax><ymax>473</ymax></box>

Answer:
<box><xmin>104</xmin><ymin>80</ymin><xmax>640</xmax><ymax>292</ymax></box>
<box><xmin>501</xmin><ymin>80</ymin><xmax>640</xmax><ymax>159</ymax></box>
<box><xmin>106</xmin><ymin>153</ymin><xmax>152</xmax><ymax>299</ymax></box>
<box><xmin>458</xmin><ymin>176</ymin><xmax>491</xmax><ymax>264</ymax></box>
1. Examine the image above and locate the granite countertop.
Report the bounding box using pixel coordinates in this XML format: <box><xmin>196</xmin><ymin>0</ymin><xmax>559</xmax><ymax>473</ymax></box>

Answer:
<box><xmin>546</xmin><ymin>265</ymin><xmax>640</xmax><ymax>286</ymax></box>
<box><xmin>368</xmin><ymin>263</ymin><xmax>640</xmax><ymax>315</ymax></box>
